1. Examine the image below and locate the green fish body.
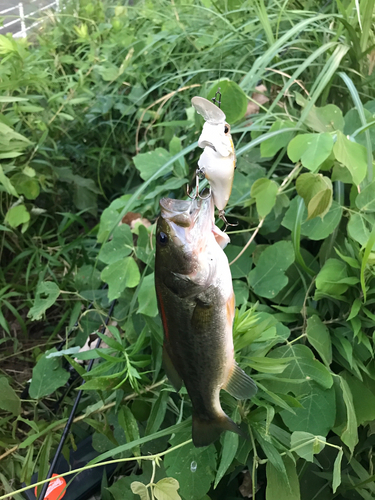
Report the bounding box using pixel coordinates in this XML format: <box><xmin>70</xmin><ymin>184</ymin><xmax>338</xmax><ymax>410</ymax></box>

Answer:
<box><xmin>155</xmin><ymin>196</ymin><xmax>257</xmax><ymax>447</ymax></box>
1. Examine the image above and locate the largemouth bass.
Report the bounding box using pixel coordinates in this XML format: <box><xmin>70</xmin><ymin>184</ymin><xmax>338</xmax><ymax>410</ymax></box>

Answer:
<box><xmin>155</xmin><ymin>195</ymin><xmax>257</xmax><ymax>447</ymax></box>
<box><xmin>192</xmin><ymin>96</ymin><xmax>236</xmax><ymax>213</ymax></box>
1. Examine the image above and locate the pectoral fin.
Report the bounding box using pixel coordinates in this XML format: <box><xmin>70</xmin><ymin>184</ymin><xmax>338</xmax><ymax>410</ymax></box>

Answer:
<box><xmin>224</xmin><ymin>362</ymin><xmax>257</xmax><ymax>400</ymax></box>
<box><xmin>163</xmin><ymin>344</ymin><xmax>183</xmax><ymax>392</ymax></box>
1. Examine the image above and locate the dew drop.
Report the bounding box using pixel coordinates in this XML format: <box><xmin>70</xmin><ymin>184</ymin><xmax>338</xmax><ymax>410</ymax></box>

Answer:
<box><xmin>190</xmin><ymin>460</ymin><xmax>197</xmax><ymax>473</ymax></box>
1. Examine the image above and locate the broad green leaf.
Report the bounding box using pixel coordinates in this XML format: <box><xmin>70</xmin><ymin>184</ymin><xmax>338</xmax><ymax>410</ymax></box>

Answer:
<box><xmin>306</xmin><ymin>315</ymin><xmax>332</xmax><ymax>366</ymax></box>
<box><xmin>233</xmin><ymin>280</ymin><xmax>249</xmax><ymax>306</ymax></box>
<box><xmin>314</xmin><ymin>259</ymin><xmax>353</xmax><ymax>299</ymax></box>
<box><xmin>154</xmin><ymin>478</ymin><xmax>181</xmax><ymax>500</ymax></box>
<box><xmin>332</xmin><ymin>163</ymin><xmax>353</xmax><ymax>183</ymax></box>
<box><xmin>29</xmin><ymin>349</ymin><xmax>70</xmax><ymax>399</ymax></box>
<box><xmin>0</xmin><ymin>165</ymin><xmax>18</xmax><ymax>197</ymax></box>
<box><xmin>230</xmin><ymin>166</ymin><xmax>265</xmax><ymax>206</ymax></box>
<box><xmin>296</xmin><ymin>173</ymin><xmax>332</xmax><ymax>219</ymax></box>
<box><xmin>101</xmin><ymin>257</ymin><xmax>140</xmax><ymax>301</ymax></box>
<box><xmin>332</xmin><ymin>449</ymin><xmax>343</xmax><ymax>493</ymax></box>
<box><xmin>341</xmin><ymin>372</ymin><xmax>375</xmax><ymax>425</ymax></box>
<box><xmin>110</xmin><ymin>473</ymin><xmax>151</xmax><ymax>500</ymax></box>
<box><xmin>214</xmin><ymin>430</ymin><xmax>239</xmax><ymax>488</ymax></box>
<box><xmin>282</xmin><ymin>197</ymin><xmax>342</xmax><ymax>240</ymax></box>
<box><xmin>303</xmin><ymin>101</ymin><xmax>344</xmax><ymax>133</ymax></box>
<box><xmin>74</xmin><ymin>265</ymin><xmax>102</xmax><ymax>291</ymax></box>
<box><xmin>287</xmin><ymin>133</ymin><xmax>333</xmax><ymax>171</ymax></box>
<box><xmin>97</xmin><ymin>208</ymin><xmax>118</xmax><ymax>244</ymax></box>
<box><xmin>28</xmin><ymin>281</ymin><xmax>60</xmax><ymax>321</ymax></box>
<box><xmin>0</xmin><ymin>377</ymin><xmax>21</xmax><ymax>415</ymax></box>
<box><xmin>281</xmin><ymin>383</ymin><xmax>336</xmax><ymax>436</ymax></box>
<box><xmin>225</xmin><ymin>244</ymin><xmax>253</xmax><ymax>279</ymax></box>
<box><xmin>137</xmin><ymin>273</ymin><xmax>158</xmax><ymax>317</ymax></box>
<box><xmin>347</xmin><ymin>212</ymin><xmax>375</xmax><ymax>247</ymax></box>
<box><xmin>248</xmin><ymin>241</ymin><xmax>295</xmax><ymax>299</ymax></box>
<box><xmin>250</xmin><ymin>178</ymin><xmax>279</xmax><ymax>218</ymax></box>
<box><xmin>268</xmin><ymin>344</ymin><xmax>333</xmax><ymax>391</ymax></box>
<box><xmin>290</xmin><ymin>431</ymin><xmax>326</xmax><ymax>462</ymax></box>
<box><xmin>99</xmin><ymin>224</ymin><xmax>134</xmax><ymax>264</ymax></box>
<box><xmin>207</xmin><ymin>79</ymin><xmax>247</xmax><ymax>123</ymax></box>
<box><xmin>95</xmin><ymin>63</ymin><xmax>121</xmax><ymax>81</ymax></box>
<box><xmin>333</xmin><ymin>131</ymin><xmax>367</xmax><ymax>185</ymax></box>
<box><xmin>260</xmin><ymin>120</ymin><xmax>296</xmax><ymax>158</ymax></box>
<box><xmin>164</xmin><ymin>438</ymin><xmax>216</xmax><ymax>500</ymax></box>
<box><xmin>10</xmin><ymin>173</ymin><xmax>40</xmax><ymax>200</ymax></box>
<box><xmin>355</xmin><ymin>181</ymin><xmax>375</xmax><ymax>212</ymax></box>
<box><xmin>133</xmin><ymin>148</ymin><xmax>172</xmax><ymax>181</ymax></box>
<box><xmin>336</xmin><ymin>375</ymin><xmax>358</xmax><ymax>452</ymax></box>
<box><xmin>266</xmin><ymin>456</ymin><xmax>300</xmax><ymax>500</ymax></box>
<box><xmin>344</xmin><ymin>107</ymin><xmax>375</xmax><ymax>151</ymax></box>
<box><xmin>5</xmin><ymin>204</ymin><xmax>30</xmax><ymax>228</ymax></box>
<box><xmin>130</xmin><ymin>481</ymin><xmax>149</xmax><ymax>500</ymax></box>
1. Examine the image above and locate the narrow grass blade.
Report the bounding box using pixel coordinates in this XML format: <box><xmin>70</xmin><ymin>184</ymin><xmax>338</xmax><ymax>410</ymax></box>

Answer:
<box><xmin>338</xmin><ymin>71</ymin><xmax>373</xmax><ymax>182</ymax></box>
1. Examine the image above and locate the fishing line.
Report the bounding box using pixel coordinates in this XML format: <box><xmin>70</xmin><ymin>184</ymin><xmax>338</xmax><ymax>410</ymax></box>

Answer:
<box><xmin>37</xmin><ymin>299</ymin><xmax>116</xmax><ymax>500</ymax></box>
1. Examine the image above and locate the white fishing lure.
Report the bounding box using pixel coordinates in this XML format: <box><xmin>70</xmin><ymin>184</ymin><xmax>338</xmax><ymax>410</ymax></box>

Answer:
<box><xmin>191</xmin><ymin>97</ymin><xmax>236</xmax><ymax>213</ymax></box>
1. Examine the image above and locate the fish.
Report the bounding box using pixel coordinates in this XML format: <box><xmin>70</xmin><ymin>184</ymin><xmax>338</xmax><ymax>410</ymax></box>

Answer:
<box><xmin>154</xmin><ymin>195</ymin><xmax>257</xmax><ymax>447</ymax></box>
<box><xmin>191</xmin><ymin>96</ymin><xmax>236</xmax><ymax>214</ymax></box>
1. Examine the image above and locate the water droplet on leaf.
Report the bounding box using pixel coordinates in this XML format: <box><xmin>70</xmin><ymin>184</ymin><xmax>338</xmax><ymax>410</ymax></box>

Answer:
<box><xmin>190</xmin><ymin>460</ymin><xmax>197</xmax><ymax>473</ymax></box>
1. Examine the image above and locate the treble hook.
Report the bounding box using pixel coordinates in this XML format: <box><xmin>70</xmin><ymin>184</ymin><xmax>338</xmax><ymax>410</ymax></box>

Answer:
<box><xmin>211</xmin><ymin>87</ymin><xmax>222</xmax><ymax>108</ymax></box>
<box><xmin>187</xmin><ymin>168</ymin><xmax>205</xmax><ymax>199</ymax></box>
<box><xmin>218</xmin><ymin>210</ymin><xmax>238</xmax><ymax>232</ymax></box>
<box><xmin>198</xmin><ymin>185</ymin><xmax>211</xmax><ymax>200</ymax></box>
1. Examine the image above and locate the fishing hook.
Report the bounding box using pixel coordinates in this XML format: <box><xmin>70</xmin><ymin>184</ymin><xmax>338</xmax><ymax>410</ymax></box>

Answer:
<box><xmin>218</xmin><ymin>209</ymin><xmax>238</xmax><ymax>232</ymax></box>
<box><xmin>198</xmin><ymin>185</ymin><xmax>211</xmax><ymax>200</ymax></box>
<box><xmin>211</xmin><ymin>87</ymin><xmax>222</xmax><ymax>108</ymax></box>
<box><xmin>187</xmin><ymin>167</ymin><xmax>206</xmax><ymax>199</ymax></box>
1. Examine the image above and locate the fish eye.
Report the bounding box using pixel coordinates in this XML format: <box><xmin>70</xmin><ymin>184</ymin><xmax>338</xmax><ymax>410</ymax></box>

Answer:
<box><xmin>157</xmin><ymin>231</ymin><xmax>168</xmax><ymax>246</ymax></box>
<box><xmin>224</xmin><ymin>124</ymin><xmax>229</xmax><ymax>134</ymax></box>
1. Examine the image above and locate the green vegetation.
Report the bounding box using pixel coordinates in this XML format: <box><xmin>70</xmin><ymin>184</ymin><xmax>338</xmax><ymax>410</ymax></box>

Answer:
<box><xmin>1</xmin><ymin>0</ymin><xmax>375</xmax><ymax>498</ymax></box>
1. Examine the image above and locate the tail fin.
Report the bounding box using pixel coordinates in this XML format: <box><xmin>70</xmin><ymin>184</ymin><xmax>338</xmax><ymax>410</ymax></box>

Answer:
<box><xmin>192</xmin><ymin>413</ymin><xmax>245</xmax><ymax>447</ymax></box>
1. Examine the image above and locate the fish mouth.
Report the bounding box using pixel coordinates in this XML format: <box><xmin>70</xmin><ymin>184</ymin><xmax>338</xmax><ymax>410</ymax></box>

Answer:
<box><xmin>159</xmin><ymin>196</ymin><xmax>213</xmax><ymax>234</ymax></box>
<box><xmin>160</xmin><ymin>198</ymin><xmax>199</xmax><ymax>225</ymax></box>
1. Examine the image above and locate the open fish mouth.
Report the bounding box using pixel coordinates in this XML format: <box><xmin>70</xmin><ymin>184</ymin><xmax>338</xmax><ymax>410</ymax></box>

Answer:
<box><xmin>159</xmin><ymin>196</ymin><xmax>214</xmax><ymax>242</ymax></box>
<box><xmin>159</xmin><ymin>198</ymin><xmax>200</xmax><ymax>226</ymax></box>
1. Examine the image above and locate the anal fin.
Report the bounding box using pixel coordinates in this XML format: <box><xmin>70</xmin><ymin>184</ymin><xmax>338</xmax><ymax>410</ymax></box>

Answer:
<box><xmin>163</xmin><ymin>344</ymin><xmax>183</xmax><ymax>392</ymax></box>
<box><xmin>224</xmin><ymin>362</ymin><xmax>257</xmax><ymax>400</ymax></box>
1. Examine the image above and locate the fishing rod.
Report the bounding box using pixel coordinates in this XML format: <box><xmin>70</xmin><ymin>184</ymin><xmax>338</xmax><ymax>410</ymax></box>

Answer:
<box><xmin>37</xmin><ymin>298</ymin><xmax>116</xmax><ymax>500</ymax></box>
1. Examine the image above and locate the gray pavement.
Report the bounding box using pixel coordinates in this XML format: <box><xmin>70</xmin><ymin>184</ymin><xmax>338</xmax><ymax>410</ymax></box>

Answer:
<box><xmin>0</xmin><ymin>0</ymin><xmax>58</xmax><ymax>36</ymax></box>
